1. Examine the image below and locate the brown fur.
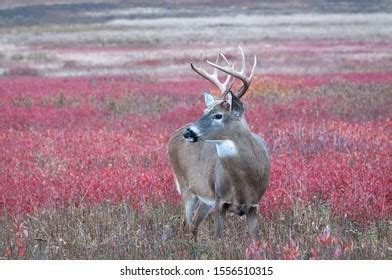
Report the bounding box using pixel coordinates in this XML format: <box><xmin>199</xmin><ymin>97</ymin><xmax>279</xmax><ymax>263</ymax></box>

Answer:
<box><xmin>168</xmin><ymin>100</ymin><xmax>270</xmax><ymax>239</ymax></box>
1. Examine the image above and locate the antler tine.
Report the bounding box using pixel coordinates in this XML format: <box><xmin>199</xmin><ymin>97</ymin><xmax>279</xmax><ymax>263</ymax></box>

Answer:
<box><xmin>206</xmin><ymin>46</ymin><xmax>257</xmax><ymax>98</ymax></box>
<box><xmin>217</xmin><ymin>53</ymin><xmax>234</xmax><ymax>99</ymax></box>
<box><xmin>211</xmin><ymin>53</ymin><xmax>219</xmax><ymax>77</ymax></box>
<box><xmin>214</xmin><ymin>54</ymin><xmax>234</xmax><ymax>93</ymax></box>
<box><xmin>250</xmin><ymin>55</ymin><xmax>257</xmax><ymax>80</ymax></box>
<box><xmin>190</xmin><ymin>51</ymin><xmax>235</xmax><ymax>96</ymax></box>
<box><xmin>236</xmin><ymin>54</ymin><xmax>257</xmax><ymax>98</ymax></box>
<box><xmin>219</xmin><ymin>52</ymin><xmax>230</xmax><ymax>67</ymax></box>
<box><xmin>190</xmin><ymin>67</ymin><xmax>225</xmax><ymax>94</ymax></box>
<box><xmin>239</xmin><ymin>46</ymin><xmax>246</xmax><ymax>74</ymax></box>
<box><xmin>219</xmin><ymin>53</ymin><xmax>235</xmax><ymax>93</ymax></box>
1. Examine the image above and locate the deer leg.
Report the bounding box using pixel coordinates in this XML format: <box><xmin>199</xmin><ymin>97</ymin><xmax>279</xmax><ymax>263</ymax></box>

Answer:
<box><xmin>246</xmin><ymin>206</ymin><xmax>259</xmax><ymax>240</ymax></box>
<box><xmin>183</xmin><ymin>194</ymin><xmax>198</xmax><ymax>234</ymax></box>
<box><xmin>192</xmin><ymin>202</ymin><xmax>212</xmax><ymax>237</ymax></box>
<box><xmin>214</xmin><ymin>202</ymin><xmax>228</xmax><ymax>239</ymax></box>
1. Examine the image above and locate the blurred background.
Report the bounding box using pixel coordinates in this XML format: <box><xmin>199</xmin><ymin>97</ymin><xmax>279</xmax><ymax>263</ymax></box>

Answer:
<box><xmin>1</xmin><ymin>0</ymin><xmax>391</xmax><ymax>78</ymax></box>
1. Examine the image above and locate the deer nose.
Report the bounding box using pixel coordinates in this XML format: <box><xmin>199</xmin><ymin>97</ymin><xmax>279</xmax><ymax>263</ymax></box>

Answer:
<box><xmin>183</xmin><ymin>127</ymin><xmax>198</xmax><ymax>142</ymax></box>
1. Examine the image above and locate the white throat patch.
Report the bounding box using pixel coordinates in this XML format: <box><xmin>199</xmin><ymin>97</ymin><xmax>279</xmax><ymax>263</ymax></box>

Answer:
<box><xmin>216</xmin><ymin>140</ymin><xmax>238</xmax><ymax>158</ymax></box>
<box><xmin>206</xmin><ymin>140</ymin><xmax>238</xmax><ymax>158</ymax></box>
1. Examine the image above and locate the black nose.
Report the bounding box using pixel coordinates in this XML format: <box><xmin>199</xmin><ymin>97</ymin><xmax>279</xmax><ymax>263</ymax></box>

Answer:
<box><xmin>183</xmin><ymin>127</ymin><xmax>198</xmax><ymax>142</ymax></box>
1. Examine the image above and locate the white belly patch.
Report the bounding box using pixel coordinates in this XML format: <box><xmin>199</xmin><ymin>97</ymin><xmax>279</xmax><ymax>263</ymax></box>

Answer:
<box><xmin>197</xmin><ymin>195</ymin><xmax>215</xmax><ymax>208</ymax></box>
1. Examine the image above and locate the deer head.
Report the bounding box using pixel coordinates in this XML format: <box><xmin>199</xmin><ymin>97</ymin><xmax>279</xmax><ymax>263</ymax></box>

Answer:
<box><xmin>183</xmin><ymin>46</ymin><xmax>257</xmax><ymax>143</ymax></box>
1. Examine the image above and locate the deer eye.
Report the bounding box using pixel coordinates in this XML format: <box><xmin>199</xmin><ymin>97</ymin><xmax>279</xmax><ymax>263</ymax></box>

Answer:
<box><xmin>213</xmin><ymin>113</ymin><xmax>223</xmax><ymax>120</ymax></box>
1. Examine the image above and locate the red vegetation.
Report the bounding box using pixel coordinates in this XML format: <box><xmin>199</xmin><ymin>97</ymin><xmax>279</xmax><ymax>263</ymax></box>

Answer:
<box><xmin>0</xmin><ymin>74</ymin><xmax>390</xmax><ymax>225</ymax></box>
<box><xmin>245</xmin><ymin>226</ymin><xmax>356</xmax><ymax>260</ymax></box>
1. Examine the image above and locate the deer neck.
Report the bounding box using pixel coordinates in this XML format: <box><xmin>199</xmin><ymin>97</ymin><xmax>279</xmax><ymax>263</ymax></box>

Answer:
<box><xmin>215</xmin><ymin>140</ymin><xmax>238</xmax><ymax>158</ymax></box>
<box><xmin>212</xmin><ymin>125</ymin><xmax>264</xmax><ymax>205</ymax></box>
<box><xmin>209</xmin><ymin>123</ymin><xmax>253</xmax><ymax>162</ymax></box>
<box><xmin>212</xmin><ymin>128</ymin><xmax>260</xmax><ymax>205</ymax></box>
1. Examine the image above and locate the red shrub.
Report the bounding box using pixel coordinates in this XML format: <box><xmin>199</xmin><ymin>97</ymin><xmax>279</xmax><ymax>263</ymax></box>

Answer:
<box><xmin>0</xmin><ymin>74</ymin><xmax>390</xmax><ymax>227</ymax></box>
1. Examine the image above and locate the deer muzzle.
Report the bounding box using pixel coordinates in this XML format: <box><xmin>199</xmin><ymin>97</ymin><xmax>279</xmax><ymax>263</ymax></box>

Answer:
<box><xmin>183</xmin><ymin>127</ymin><xmax>199</xmax><ymax>143</ymax></box>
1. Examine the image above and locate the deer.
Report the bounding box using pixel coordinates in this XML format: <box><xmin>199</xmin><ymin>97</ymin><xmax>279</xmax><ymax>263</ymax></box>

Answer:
<box><xmin>168</xmin><ymin>46</ymin><xmax>270</xmax><ymax>239</ymax></box>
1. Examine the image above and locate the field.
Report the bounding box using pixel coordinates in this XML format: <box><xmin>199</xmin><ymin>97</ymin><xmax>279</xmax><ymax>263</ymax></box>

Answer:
<box><xmin>0</xmin><ymin>1</ymin><xmax>391</xmax><ymax>260</ymax></box>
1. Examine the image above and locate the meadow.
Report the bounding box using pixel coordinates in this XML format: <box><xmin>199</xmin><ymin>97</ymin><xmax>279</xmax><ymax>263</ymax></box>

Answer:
<box><xmin>0</xmin><ymin>1</ymin><xmax>391</xmax><ymax>260</ymax></box>
<box><xmin>1</xmin><ymin>72</ymin><xmax>391</xmax><ymax>259</ymax></box>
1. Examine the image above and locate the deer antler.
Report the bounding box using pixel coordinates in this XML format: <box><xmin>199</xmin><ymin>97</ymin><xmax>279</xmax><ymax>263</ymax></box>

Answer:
<box><xmin>190</xmin><ymin>53</ymin><xmax>234</xmax><ymax>96</ymax></box>
<box><xmin>206</xmin><ymin>46</ymin><xmax>257</xmax><ymax>99</ymax></box>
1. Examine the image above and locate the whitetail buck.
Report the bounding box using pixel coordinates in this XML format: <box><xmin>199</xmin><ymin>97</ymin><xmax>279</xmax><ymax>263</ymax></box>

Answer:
<box><xmin>168</xmin><ymin>47</ymin><xmax>270</xmax><ymax>239</ymax></box>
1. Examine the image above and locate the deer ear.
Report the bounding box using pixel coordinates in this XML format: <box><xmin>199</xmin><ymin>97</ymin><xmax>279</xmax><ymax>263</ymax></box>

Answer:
<box><xmin>204</xmin><ymin>92</ymin><xmax>215</xmax><ymax>107</ymax></box>
<box><xmin>226</xmin><ymin>92</ymin><xmax>244</xmax><ymax>117</ymax></box>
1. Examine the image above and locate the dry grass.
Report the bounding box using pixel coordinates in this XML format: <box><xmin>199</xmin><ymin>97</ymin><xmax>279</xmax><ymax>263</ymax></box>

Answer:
<box><xmin>0</xmin><ymin>201</ymin><xmax>389</xmax><ymax>260</ymax></box>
